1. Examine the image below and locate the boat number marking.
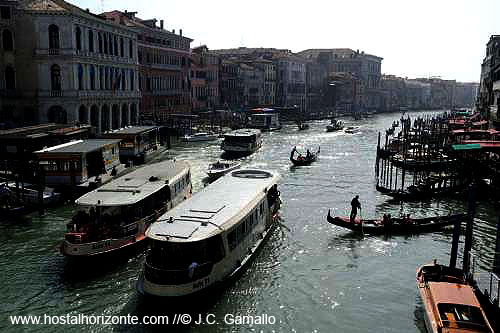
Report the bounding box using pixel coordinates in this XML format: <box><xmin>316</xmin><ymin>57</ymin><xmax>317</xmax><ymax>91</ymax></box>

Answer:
<box><xmin>193</xmin><ymin>278</ymin><xmax>209</xmax><ymax>290</ymax></box>
<box><xmin>91</xmin><ymin>241</ymin><xmax>112</xmax><ymax>250</ymax></box>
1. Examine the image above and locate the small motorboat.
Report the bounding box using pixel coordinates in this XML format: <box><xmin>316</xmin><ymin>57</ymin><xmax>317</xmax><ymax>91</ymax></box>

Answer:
<box><xmin>206</xmin><ymin>161</ymin><xmax>241</xmax><ymax>181</ymax></box>
<box><xmin>290</xmin><ymin>146</ymin><xmax>320</xmax><ymax>166</ymax></box>
<box><xmin>344</xmin><ymin>126</ymin><xmax>360</xmax><ymax>134</ymax></box>
<box><xmin>298</xmin><ymin>122</ymin><xmax>309</xmax><ymax>130</ymax></box>
<box><xmin>3</xmin><ymin>181</ymin><xmax>61</xmax><ymax>206</ymax></box>
<box><xmin>326</xmin><ymin>119</ymin><xmax>344</xmax><ymax>132</ymax></box>
<box><xmin>326</xmin><ymin>210</ymin><xmax>466</xmax><ymax>234</ymax></box>
<box><xmin>417</xmin><ymin>260</ymin><xmax>494</xmax><ymax>333</ymax></box>
<box><xmin>181</xmin><ymin>132</ymin><xmax>219</xmax><ymax>142</ymax></box>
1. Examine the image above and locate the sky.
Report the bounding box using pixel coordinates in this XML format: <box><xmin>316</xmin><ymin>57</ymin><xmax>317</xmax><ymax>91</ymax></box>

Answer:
<box><xmin>68</xmin><ymin>0</ymin><xmax>500</xmax><ymax>82</ymax></box>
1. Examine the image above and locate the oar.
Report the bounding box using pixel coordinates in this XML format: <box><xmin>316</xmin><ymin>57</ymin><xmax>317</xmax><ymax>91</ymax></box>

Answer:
<box><xmin>359</xmin><ymin>207</ymin><xmax>365</xmax><ymax>239</ymax></box>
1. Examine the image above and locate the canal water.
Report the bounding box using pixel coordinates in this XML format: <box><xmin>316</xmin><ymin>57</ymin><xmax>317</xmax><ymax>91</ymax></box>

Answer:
<box><xmin>0</xmin><ymin>111</ymin><xmax>497</xmax><ymax>332</ymax></box>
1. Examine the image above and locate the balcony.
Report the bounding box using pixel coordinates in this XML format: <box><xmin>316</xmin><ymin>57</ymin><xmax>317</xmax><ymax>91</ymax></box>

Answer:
<box><xmin>35</xmin><ymin>48</ymin><xmax>138</xmax><ymax>65</ymax></box>
<box><xmin>37</xmin><ymin>89</ymin><xmax>142</xmax><ymax>100</ymax></box>
<box><xmin>493</xmin><ymin>80</ymin><xmax>500</xmax><ymax>92</ymax></box>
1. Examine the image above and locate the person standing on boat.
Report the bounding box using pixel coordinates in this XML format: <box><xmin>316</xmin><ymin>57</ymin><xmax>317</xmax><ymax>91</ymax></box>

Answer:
<box><xmin>350</xmin><ymin>195</ymin><xmax>361</xmax><ymax>222</ymax></box>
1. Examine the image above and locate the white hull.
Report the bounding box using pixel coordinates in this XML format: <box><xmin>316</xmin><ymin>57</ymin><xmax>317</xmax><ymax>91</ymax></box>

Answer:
<box><xmin>139</xmin><ymin>213</ymin><xmax>279</xmax><ymax>297</ymax></box>
<box><xmin>207</xmin><ymin>164</ymin><xmax>241</xmax><ymax>180</ymax></box>
<box><xmin>221</xmin><ymin>140</ymin><xmax>262</xmax><ymax>154</ymax></box>
<box><xmin>181</xmin><ymin>134</ymin><xmax>218</xmax><ymax>142</ymax></box>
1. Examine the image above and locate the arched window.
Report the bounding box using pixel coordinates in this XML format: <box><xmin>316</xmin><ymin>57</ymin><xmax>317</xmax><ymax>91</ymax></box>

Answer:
<box><xmin>98</xmin><ymin>32</ymin><xmax>103</xmax><ymax>53</ymax></box>
<box><xmin>2</xmin><ymin>29</ymin><xmax>13</xmax><ymax>51</ymax></box>
<box><xmin>103</xmin><ymin>33</ymin><xmax>108</xmax><ymax>54</ymax></box>
<box><xmin>75</xmin><ymin>26</ymin><xmax>81</xmax><ymax>50</ymax></box>
<box><xmin>77</xmin><ymin>64</ymin><xmax>83</xmax><ymax>90</ymax></box>
<box><xmin>113</xmin><ymin>36</ymin><xmax>118</xmax><ymax>56</ymax></box>
<box><xmin>121</xmin><ymin>69</ymin><xmax>126</xmax><ymax>90</ymax></box>
<box><xmin>50</xmin><ymin>64</ymin><xmax>61</xmax><ymax>91</ymax></box>
<box><xmin>120</xmin><ymin>37</ymin><xmax>124</xmax><ymax>57</ymax></box>
<box><xmin>90</xmin><ymin>65</ymin><xmax>95</xmax><ymax>90</ymax></box>
<box><xmin>108</xmin><ymin>34</ymin><xmax>113</xmax><ymax>55</ymax></box>
<box><xmin>88</xmin><ymin>29</ymin><xmax>94</xmax><ymax>52</ymax></box>
<box><xmin>129</xmin><ymin>40</ymin><xmax>133</xmax><ymax>58</ymax></box>
<box><xmin>130</xmin><ymin>70</ymin><xmax>134</xmax><ymax>91</ymax></box>
<box><xmin>5</xmin><ymin>66</ymin><xmax>15</xmax><ymax>90</ymax></box>
<box><xmin>99</xmin><ymin>67</ymin><xmax>104</xmax><ymax>90</ymax></box>
<box><xmin>48</xmin><ymin>25</ymin><xmax>59</xmax><ymax>49</ymax></box>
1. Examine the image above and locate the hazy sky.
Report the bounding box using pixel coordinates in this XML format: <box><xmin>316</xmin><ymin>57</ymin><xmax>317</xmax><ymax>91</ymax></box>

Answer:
<box><xmin>69</xmin><ymin>0</ymin><xmax>499</xmax><ymax>82</ymax></box>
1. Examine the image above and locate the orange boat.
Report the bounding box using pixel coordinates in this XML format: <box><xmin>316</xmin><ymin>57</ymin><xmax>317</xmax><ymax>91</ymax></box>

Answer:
<box><xmin>416</xmin><ymin>261</ymin><xmax>493</xmax><ymax>333</ymax></box>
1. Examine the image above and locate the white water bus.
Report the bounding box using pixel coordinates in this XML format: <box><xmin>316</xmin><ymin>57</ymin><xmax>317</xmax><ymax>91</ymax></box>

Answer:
<box><xmin>61</xmin><ymin>160</ymin><xmax>192</xmax><ymax>257</ymax></box>
<box><xmin>137</xmin><ymin>169</ymin><xmax>282</xmax><ymax>297</ymax></box>
<box><xmin>221</xmin><ymin>129</ymin><xmax>263</xmax><ymax>155</ymax></box>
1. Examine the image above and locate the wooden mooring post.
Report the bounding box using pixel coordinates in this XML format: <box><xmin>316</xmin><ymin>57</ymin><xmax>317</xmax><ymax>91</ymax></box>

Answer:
<box><xmin>463</xmin><ymin>183</ymin><xmax>477</xmax><ymax>274</ymax></box>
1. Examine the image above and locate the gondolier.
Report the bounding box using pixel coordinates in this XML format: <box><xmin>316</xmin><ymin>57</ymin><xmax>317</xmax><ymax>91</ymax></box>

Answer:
<box><xmin>350</xmin><ymin>195</ymin><xmax>361</xmax><ymax>222</ymax></box>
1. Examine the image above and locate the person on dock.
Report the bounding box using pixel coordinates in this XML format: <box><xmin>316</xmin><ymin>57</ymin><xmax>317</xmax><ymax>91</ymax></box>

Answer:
<box><xmin>306</xmin><ymin>149</ymin><xmax>311</xmax><ymax>158</ymax></box>
<box><xmin>350</xmin><ymin>195</ymin><xmax>361</xmax><ymax>222</ymax></box>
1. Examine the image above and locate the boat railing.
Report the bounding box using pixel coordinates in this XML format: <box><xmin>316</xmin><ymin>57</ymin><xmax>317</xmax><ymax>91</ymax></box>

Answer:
<box><xmin>468</xmin><ymin>251</ymin><xmax>500</xmax><ymax>309</ymax></box>
<box><xmin>144</xmin><ymin>260</ymin><xmax>214</xmax><ymax>285</ymax></box>
<box><xmin>440</xmin><ymin>319</ymin><xmax>490</xmax><ymax>331</ymax></box>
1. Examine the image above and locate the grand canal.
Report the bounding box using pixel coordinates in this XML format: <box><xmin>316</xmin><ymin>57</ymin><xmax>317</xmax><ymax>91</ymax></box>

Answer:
<box><xmin>0</xmin><ymin>111</ymin><xmax>498</xmax><ymax>332</ymax></box>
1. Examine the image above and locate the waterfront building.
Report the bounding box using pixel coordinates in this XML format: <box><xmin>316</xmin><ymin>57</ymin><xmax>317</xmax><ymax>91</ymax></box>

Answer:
<box><xmin>325</xmin><ymin>71</ymin><xmax>363</xmax><ymax>114</ymax></box>
<box><xmin>275</xmin><ymin>54</ymin><xmax>307</xmax><ymax>112</ymax></box>
<box><xmin>405</xmin><ymin>79</ymin><xmax>431</xmax><ymax>110</ymax></box>
<box><xmin>239</xmin><ymin>63</ymin><xmax>265</xmax><ymax>107</ymax></box>
<box><xmin>219</xmin><ymin>58</ymin><xmax>242</xmax><ymax>110</ymax></box>
<box><xmin>0</xmin><ymin>123</ymin><xmax>92</xmax><ymax>180</ymax></box>
<box><xmin>35</xmin><ymin>139</ymin><xmax>121</xmax><ymax>187</ymax></box>
<box><xmin>381</xmin><ymin>75</ymin><xmax>407</xmax><ymax>112</ymax></box>
<box><xmin>298</xmin><ymin>48</ymin><xmax>384</xmax><ymax>111</ymax></box>
<box><xmin>190</xmin><ymin>45</ymin><xmax>219</xmax><ymax>113</ymax></box>
<box><xmin>102</xmin><ymin>11</ymin><xmax>192</xmax><ymax>123</ymax></box>
<box><xmin>478</xmin><ymin>35</ymin><xmax>500</xmax><ymax>120</ymax></box>
<box><xmin>306</xmin><ymin>60</ymin><xmax>327</xmax><ymax>112</ymax></box>
<box><xmin>0</xmin><ymin>0</ymin><xmax>141</xmax><ymax>132</ymax></box>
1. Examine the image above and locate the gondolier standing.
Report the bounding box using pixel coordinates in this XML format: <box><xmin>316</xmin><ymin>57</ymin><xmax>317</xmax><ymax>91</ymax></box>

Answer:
<box><xmin>350</xmin><ymin>195</ymin><xmax>361</xmax><ymax>222</ymax></box>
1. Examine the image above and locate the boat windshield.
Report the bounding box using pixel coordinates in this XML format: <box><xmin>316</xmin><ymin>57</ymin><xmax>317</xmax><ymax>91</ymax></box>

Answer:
<box><xmin>224</xmin><ymin>135</ymin><xmax>256</xmax><ymax>144</ymax></box>
<box><xmin>438</xmin><ymin>303</ymin><xmax>491</xmax><ymax>332</ymax></box>
<box><xmin>145</xmin><ymin>236</ymin><xmax>225</xmax><ymax>285</ymax></box>
<box><xmin>147</xmin><ymin>236</ymin><xmax>225</xmax><ymax>270</ymax></box>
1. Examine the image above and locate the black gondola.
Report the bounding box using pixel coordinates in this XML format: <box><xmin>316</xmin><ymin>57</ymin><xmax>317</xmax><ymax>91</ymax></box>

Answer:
<box><xmin>290</xmin><ymin>146</ymin><xmax>320</xmax><ymax>166</ymax></box>
<box><xmin>326</xmin><ymin>210</ymin><xmax>466</xmax><ymax>234</ymax></box>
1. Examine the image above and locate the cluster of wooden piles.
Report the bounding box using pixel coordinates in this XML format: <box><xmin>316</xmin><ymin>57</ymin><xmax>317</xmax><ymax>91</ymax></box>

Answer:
<box><xmin>375</xmin><ymin>112</ymin><xmax>473</xmax><ymax>200</ymax></box>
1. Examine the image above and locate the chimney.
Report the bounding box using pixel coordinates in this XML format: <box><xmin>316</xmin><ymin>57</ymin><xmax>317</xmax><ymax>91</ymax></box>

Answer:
<box><xmin>172</xmin><ymin>29</ymin><xmax>175</xmax><ymax>34</ymax></box>
<box><xmin>180</xmin><ymin>29</ymin><xmax>182</xmax><ymax>36</ymax></box>
<box><xmin>160</xmin><ymin>20</ymin><xmax>164</xmax><ymax>30</ymax></box>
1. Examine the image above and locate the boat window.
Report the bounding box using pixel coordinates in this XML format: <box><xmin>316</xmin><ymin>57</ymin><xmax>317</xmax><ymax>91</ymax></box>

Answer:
<box><xmin>148</xmin><ymin>236</ymin><xmax>225</xmax><ymax>270</ymax></box>
<box><xmin>437</xmin><ymin>303</ymin><xmax>490</xmax><ymax>332</ymax></box>
<box><xmin>227</xmin><ymin>209</ymin><xmax>260</xmax><ymax>251</ymax></box>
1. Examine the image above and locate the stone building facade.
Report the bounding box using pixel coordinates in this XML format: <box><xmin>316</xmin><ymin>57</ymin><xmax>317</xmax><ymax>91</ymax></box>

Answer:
<box><xmin>298</xmin><ymin>48</ymin><xmax>383</xmax><ymax>111</ymax></box>
<box><xmin>219</xmin><ymin>58</ymin><xmax>242</xmax><ymax>110</ymax></box>
<box><xmin>478</xmin><ymin>35</ymin><xmax>500</xmax><ymax>120</ymax></box>
<box><xmin>0</xmin><ymin>0</ymin><xmax>141</xmax><ymax>133</ymax></box>
<box><xmin>190</xmin><ymin>45</ymin><xmax>219</xmax><ymax>113</ymax></box>
<box><xmin>102</xmin><ymin>10</ymin><xmax>192</xmax><ymax>122</ymax></box>
<box><xmin>275</xmin><ymin>54</ymin><xmax>307</xmax><ymax>111</ymax></box>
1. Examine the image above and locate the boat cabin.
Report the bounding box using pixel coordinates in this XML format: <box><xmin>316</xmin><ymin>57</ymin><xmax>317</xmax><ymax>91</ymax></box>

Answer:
<box><xmin>141</xmin><ymin>169</ymin><xmax>281</xmax><ymax>296</ymax></box>
<box><xmin>101</xmin><ymin>126</ymin><xmax>160</xmax><ymax>164</ymax></box>
<box><xmin>35</xmin><ymin>139</ymin><xmax>121</xmax><ymax>187</ymax></box>
<box><xmin>249</xmin><ymin>112</ymin><xmax>281</xmax><ymax>131</ymax></box>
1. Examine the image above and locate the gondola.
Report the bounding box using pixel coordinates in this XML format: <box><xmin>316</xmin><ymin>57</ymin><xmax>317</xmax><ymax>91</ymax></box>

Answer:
<box><xmin>326</xmin><ymin>210</ymin><xmax>466</xmax><ymax>234</ymax></box>
<box><xmin>290</xmin><ymin>146</ymin><xmax>320</xmax><ymax>166</ymax></box>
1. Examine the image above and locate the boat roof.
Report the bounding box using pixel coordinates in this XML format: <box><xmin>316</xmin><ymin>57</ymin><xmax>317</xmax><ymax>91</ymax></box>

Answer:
<box><xmin>251</xmin><ymin>113</ymin><xmax>277</xmax><ymax>117</ymax></box>
<box><xmin>35</xmin><ymin>139</ymin><xmax>121</xmax><ymax>154</ymax></box>
<box><xmin>76</xmin><ymin>160</ymin><xmax>190</xmax><ymax>206</ymax></box>
<box><xmin>427</xmin><ymin>282</ymin><xmax>480</xmax><ymax>307</ymax></box>
<box><xmin>147</xmin><ymin>169</ymin><xmax>280</xmax><ymax>242</ymax></box>
<box><xmin>224</xmin><ymin>129</ymin><xmax>261</xmax><ymax>137</ymax></box>
<box><xmin>103</xmin><ymin>126</ymin><xmax>159</xmax><ymax>135</ymax></box>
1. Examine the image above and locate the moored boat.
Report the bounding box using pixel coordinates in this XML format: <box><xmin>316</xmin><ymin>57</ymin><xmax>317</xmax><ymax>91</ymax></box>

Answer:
<box><xmin>326</xmin><ymin>119</ymin><xmax>344</xmax><ymax>132</ymax></box>
<box><xmin>221</xmin><ymin>129</ymin><xmax>262</xmax><ymax>155</ymax></box>
<box><xmin>2</xmin><ymin>181</ymin><xmax>61</xmax><ymax>206</ymax></box>
<box><xmin>61</xmin><ymin>160</ymin><xmax>192</xmax><ymax>257</ymax></box>
<box><xmin>417</xmin><ymin>261</ymin><xmax>494</xmax><ymax>333</ymax></box>
<box><xmin>344</xmin><ymin>126</ymin><xmax>360</xmax><ymax>134</ymax></box>
<box><xmin>290</xmin><ymin>146</ymin><xmax>320</xmax><ymax>166</ymax></box>
<box><xmin>137</xmin><ymin>169</ymin><xmax>282</xmax><ymax>297</ymax></box>
<box><xmin>181</xmin><ymin>132</ymin><xmax>219</xmax><ymax>142</ymax></box>
<box><xmin>206</xmin><ymin>161</ymin><xmax>241</xmax><ymax>181</ymax></box>
<box><xmin>327</xmin><ymin>210</ymin><xmax>466</xmax><ymax>234</ymax></box>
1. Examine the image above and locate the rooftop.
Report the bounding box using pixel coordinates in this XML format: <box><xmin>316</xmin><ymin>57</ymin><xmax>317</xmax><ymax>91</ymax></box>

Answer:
<box><xmin>35</xmin><ymin>139</ymin><xmax>120</xmax><ymax>154</ymax></box>
<box><xmin>147</xmin><ymin>169</ymin><xmax>280</xmax><ymax>242</ymax></box>
<box><xmin>76</xmin><ymin>160</ymin><xmax>190</xmax><ymax>206</ymax></box>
